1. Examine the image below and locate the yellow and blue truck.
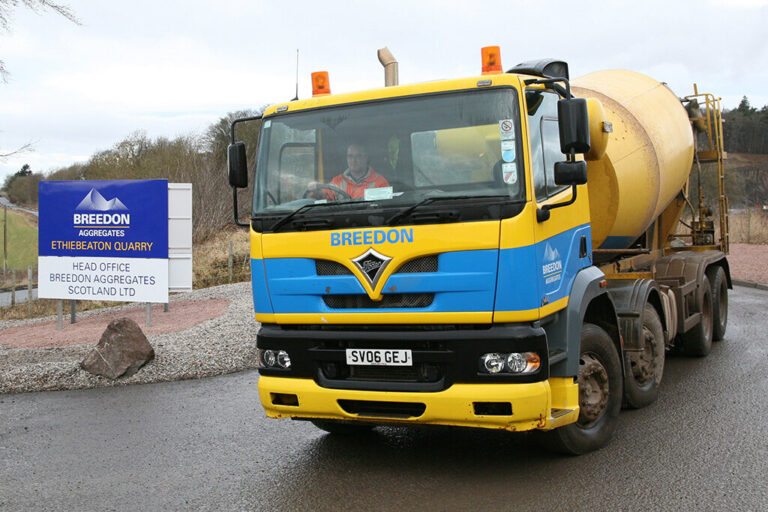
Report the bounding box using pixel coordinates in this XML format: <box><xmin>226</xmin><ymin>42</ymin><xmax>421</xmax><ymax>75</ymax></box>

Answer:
<box><xmin>227</xmin><ymin>47</ymin><xmax>730</xmax><ymax>454</ymax></box>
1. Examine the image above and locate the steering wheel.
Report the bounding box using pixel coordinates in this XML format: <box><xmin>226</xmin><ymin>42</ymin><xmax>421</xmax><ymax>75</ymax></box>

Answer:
<box><xmin>303</xmin><ymin>183</ymin><xmax>352</xmax><ymax>200</ymax></box>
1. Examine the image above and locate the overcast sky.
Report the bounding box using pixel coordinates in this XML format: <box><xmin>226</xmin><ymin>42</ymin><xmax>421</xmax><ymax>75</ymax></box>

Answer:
<box><xmin>1</xmin><ymin>0</ymin><xmax>766</xmax><ymax>180</ymax></box>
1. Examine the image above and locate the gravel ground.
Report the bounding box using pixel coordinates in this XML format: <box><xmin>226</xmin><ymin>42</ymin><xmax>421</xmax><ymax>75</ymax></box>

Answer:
<box><xmin>724</xmin><ymin>243</ymin><xmax>768</xmax><ymax>285</ymax></box>
<box><xmin>0</xmin><ymin>282</ymin><xmax>259</xmax><ymax>394</ymax></box>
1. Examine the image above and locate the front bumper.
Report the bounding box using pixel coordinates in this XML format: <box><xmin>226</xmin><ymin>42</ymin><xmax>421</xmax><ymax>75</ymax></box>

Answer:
<box><xmin>257</xmin><ymin>323</ymin><xmax>550</xmax><ymax>391</ymax></box>
<box><xmin>259</xmin><ymin>376</ymin><xmax>579</xmax><ymax>432</ymax></box>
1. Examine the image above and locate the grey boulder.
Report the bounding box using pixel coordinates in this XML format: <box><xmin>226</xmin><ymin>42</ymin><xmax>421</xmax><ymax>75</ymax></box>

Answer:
<box><xmin>81</xmin><ymin>317</ymin><xmax>155</xmax><ymax>379</ymax></box>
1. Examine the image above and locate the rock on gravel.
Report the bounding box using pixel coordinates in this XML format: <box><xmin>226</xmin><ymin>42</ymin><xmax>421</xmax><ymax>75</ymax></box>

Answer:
<box><xmin>81</xmin><ymin>317</ymin><xmax>155</xmax><ymax>379</ymax></box>
<box><xmin>0</xmin><ymin>282</ymin><xmax>260</xmax><ymax>394</ymax></box>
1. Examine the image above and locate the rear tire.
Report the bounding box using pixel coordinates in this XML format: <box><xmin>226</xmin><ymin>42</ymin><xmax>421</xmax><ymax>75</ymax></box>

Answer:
<box><xmin>310</xmin><ymin>419</ymin><xmax>374</xmax><ymax>435</ymax></box>
<box><xmin>681</xmin><ymin>275</ymin><xmax>713</xmax><ymax>357</ymax></box>
<box><xmin>707</xmin><ymin>266</ymin><xmax>728</xmax><ymax>341</ymax></box>
<box><xmin>541</xmin><ymin>323</ymin><xmax>623</xmax><ymax>455</ymax></box>
<box><xmin>623</xmin><ymin>304</ymin><xmax>665</xmax><ymax>409</ymax></box>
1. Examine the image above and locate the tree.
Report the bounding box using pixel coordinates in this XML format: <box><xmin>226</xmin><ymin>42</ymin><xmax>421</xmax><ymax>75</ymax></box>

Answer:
<box><xmin>1</xmin><ymin>162</ymin><xmax>31</xmax><ymax>190</ymax></box>
<box><xmin>736</xmin><ymin>96</ymin><xmax>756</xmax><ymax>115</ymax></box>
<box><xmin>0</xmin><ymin>0</ymin><xmax>80</xmax><ymax>82</ymax></box>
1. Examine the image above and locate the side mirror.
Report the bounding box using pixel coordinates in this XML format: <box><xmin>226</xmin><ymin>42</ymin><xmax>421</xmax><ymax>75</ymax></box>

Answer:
<box><xmin>558</xmin><ymin>98</ymin><xmax>590</xmax><ymax>154</ymax></box>
<box><xmin>554</xmin><ymin>160</ymin><xmax>587</xmax><ymax>186</ymax></box>
<box><xmin>228</xmin><ymin>142</ymin><xmax>248</xmax><ymax>188</ymax></box>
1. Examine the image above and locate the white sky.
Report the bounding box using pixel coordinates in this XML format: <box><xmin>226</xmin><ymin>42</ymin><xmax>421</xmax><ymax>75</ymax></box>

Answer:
<box><xmin>1</xmin><ymin>0</ymin><xmax>767</xmax><ymax>180</ymax></box>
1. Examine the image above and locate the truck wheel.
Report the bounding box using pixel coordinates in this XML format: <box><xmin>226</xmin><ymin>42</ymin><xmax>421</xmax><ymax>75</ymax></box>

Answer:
<box><xmin>623</xmin><ymin>305</ymin><xmax>665</xmax><ymax>409</ymax></box>
<box><xmin>681</xmin><ymin>275</ymin><xmax>713</xmax><ymax>357</ymax></box>
<box><xmin>310</xmin><ymin>419</ymin><xmax>374</xmax><ymax>435</ymax></box>
<box><xmin>707</xmin><ymin>266</ymin><xmax>728</xmax><ymax>341</ymax></box>
<box><xmin>541</xmin><ymin>323</ymin><xmax>623</xmax><ymax>455</ymax></box>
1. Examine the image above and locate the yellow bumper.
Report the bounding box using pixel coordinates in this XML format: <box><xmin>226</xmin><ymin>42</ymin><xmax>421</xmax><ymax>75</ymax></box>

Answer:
<box><xmin>258</xmin><ymin>376</ymin><xmax>579</xmax><ymax>432</ymax></box>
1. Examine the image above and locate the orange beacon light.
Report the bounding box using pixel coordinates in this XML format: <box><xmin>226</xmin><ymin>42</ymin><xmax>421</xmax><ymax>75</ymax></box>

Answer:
<box><xmin>312</xmin><ymin>71</ymin><xmax>331</xmax><ymax>96</ymax></box>
<box><xmin>481</xmin><ymin>46</ymin><xmax>502</xmax><ymax>75</ymax></box>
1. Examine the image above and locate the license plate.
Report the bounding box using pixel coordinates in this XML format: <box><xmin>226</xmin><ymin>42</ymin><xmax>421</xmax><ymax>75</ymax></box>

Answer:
<box><xmin>345</xmin><ymin>349</ymin><xmax>412</xmax><ymax>366</ymax></box>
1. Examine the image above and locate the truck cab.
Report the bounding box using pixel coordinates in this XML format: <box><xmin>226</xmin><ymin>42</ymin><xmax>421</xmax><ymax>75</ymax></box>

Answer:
<box><xmin>228</xmin><ymin>49</ymin><xmax>728</xmax><ymax>454</ymax></box>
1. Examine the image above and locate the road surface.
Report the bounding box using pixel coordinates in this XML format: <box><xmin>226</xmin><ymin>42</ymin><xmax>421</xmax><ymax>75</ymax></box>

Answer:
<box><xmin>1</xmin><ymin>286</ymin><xmax>766</xmax><ymax>511</ymax></box>
<box><xmin>0</xmin><ymin>196</ymin><xmax>38</xmax><ymax>217</ymax></box>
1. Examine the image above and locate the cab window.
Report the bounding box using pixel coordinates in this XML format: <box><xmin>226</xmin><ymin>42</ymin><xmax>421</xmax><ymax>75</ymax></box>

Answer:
<box><xmin>527</xmin><ymin>90</ymin><xmax>567</xmax><ymax>200</ymax></box>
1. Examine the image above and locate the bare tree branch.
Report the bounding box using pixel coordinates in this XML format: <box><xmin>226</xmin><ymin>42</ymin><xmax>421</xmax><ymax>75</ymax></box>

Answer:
<box><xmin>0</xmin><ymin>141</ymin><xmax>33</xmax><ymax>161</ymax></box>
<box><xmin>0</xmin><ymin>0</ymin><xmax>80</xmax><ymax>82</ymax></box>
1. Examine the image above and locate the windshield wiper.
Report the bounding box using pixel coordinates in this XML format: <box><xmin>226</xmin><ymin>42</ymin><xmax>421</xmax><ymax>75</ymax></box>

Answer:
<box><xmin>385</xmin><ymin>194</ymin><xmax>513</xmax><ymax>226</ymax></box>
<box><xmin>269</xmin><ymin>199</ymin><xmax>373</xmax><ymax>232</ymax></box>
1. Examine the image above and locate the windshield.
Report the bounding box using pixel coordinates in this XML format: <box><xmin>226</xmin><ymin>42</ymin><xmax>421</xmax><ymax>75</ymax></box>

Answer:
<box><xmin>253</xmin><ymin>88</ymin><xmax>524</xmax><ymax>219</ymax></box>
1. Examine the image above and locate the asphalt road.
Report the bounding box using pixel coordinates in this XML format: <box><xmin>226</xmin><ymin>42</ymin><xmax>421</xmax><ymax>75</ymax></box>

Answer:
<box><xmin>0</xmin><ymin>196</ymin><xmax>38</xmax><ymax>216</ymax></box>
<box><xmin>2</xmin><ymin>286</ymin><xmax>767</xmax><ymax>511</ymax></box>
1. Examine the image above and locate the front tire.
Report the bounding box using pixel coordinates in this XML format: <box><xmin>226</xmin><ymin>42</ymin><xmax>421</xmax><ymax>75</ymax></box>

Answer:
<box><xmin>542</xmin><ymin>323</ymin><xmax>623</xmax><ymax>455</ymax></box>
<box><xmin>623</xmin><ymin>304</ymin><xmax>665</xmax><ymax>409</ymax></box>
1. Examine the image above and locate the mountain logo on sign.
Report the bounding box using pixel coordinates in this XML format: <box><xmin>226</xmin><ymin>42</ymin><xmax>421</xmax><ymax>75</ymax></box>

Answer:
<box><xmin>73</xmin><ymin>188</ymin><xmax>130</xmax><ymax>228</ymax></box>
<box><xmin>76</xmin><ymin>188</ymin><xmax>128</xmax><ymax>211</ymax></box>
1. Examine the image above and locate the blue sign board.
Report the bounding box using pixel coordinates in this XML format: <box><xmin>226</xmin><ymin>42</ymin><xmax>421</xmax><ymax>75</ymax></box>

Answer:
<box><xmin>39</xmin><ymin>180</ymin><xmax>168</xmax><ymax>259</ymax></box>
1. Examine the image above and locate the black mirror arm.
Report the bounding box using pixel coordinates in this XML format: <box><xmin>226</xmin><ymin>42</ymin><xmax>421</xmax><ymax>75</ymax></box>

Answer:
<box><xmin>537</xmin><ymin>148</ymin><xmax>581</xmax><ymax>222</ymax></box>
<box><xmin>230</xmin><ymin>115</ymin><xmax>263</xmax><ymax>144</ymax></box>
<box><xmin>229</xmin><ymin>114</ymin><xmax>263</xmax><ymax>229</ymax></box>
<box><xmin>232</xmin><ymin>187</ymin><xmax>249</xmax><ymax>227</ymax></box>
<box><xmin>537</xmin><ymin>184</ymin><xmax>578</xmax><ymax>222</ymax></box>
<box><xmin>524</xmin><ymin>77</ymin><xmax>571</xmax><ymax>99</ymax></box>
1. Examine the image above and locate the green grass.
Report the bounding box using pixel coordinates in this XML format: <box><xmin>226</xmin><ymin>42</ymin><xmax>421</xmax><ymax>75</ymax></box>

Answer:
<box><xmin>0</xmin><ymin>209</ymin><xmax>38</xmax><ymax>270</ymax></box>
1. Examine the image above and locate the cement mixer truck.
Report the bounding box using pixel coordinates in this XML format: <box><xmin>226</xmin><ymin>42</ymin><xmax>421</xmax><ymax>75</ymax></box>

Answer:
<box><xmin>227</xmin><ymin>46</ymin><xmax>729</xmax><ymax>454</ymax></box>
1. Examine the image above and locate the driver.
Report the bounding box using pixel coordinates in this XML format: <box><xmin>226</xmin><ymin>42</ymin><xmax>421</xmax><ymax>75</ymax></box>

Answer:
<box><xmin>311</xmin><ymin>144</ymin><xmax>390</xmax><ymax>200</ymax></box>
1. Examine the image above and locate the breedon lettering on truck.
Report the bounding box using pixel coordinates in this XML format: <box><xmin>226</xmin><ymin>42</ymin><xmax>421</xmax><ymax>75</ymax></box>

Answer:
<box><xmin>226</xmin><ymin>46</ymin><xmax>730</xmax><ymax>454</ymax></box>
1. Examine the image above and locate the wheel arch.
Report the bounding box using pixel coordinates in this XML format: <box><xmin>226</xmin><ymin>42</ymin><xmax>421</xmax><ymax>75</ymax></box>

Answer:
<box><xmin>605</xmin><ymin>278</ymin><xmax>669</xmax><ymax>349</ymax></box>
<box><xmin>545</xmin><ymin>266</ymin><xmax>622</xmax><ymax>378</ymax></box>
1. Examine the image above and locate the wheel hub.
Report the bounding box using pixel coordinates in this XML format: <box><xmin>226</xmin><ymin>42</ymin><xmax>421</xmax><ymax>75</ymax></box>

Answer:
<box><xmin>578</xmin><ymin>353</ymin><xmax>610</xmax><ymax>425</ymax></box>
<box><xmin>628</xmin><ymin>326</ymin><xmax>657</xmax><ymax>386</ymax></box>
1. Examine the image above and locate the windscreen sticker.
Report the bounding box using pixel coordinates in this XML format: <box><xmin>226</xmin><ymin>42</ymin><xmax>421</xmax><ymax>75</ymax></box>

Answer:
<box><xmin>364</xmin><ymin>186</ymin><xmax>394</xmax><ymax>201</ymax></box>
<box><xmin>263</xmin><ymin>120</ymin><xmax>271</xmax><ymax>128</ymax></box>
<box><xmin>502</xmin><ymin>163</ymin><xmax>517</xmax><ymax>185</ymax></box>
<box><xmin>499</xmin><ymin>119</ymin><xmax>515</xmax><ymax>140</ymax></box>
<box><xmin>501</xmin><ymin>139</ymin><xmax>516</xmax><ymax>162</ymax></box>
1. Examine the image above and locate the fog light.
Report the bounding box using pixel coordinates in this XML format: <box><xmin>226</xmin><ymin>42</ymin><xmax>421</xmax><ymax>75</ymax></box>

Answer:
<box><xmin>506</xmin><ymin>352</ymin><xmax>527</xmax><ymax>373</ymax></box>
<box><xmin>263</xmin><ymin>350</ymin><xmax>277</xmax><ymax>367</ymax></box>
<box><xmin>481</xmin><ymin>353</ymin><xmax>505</xmax><ymax>374</ymax></box>
<box><xmin>277</xmin><ymin>350</ymin><xmax>291</xmax><ymax>369</ymax></box>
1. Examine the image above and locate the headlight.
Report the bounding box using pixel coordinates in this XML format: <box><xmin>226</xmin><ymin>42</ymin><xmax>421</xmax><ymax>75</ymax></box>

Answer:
<box><xmin>258</xmin><ymin>349</ymin><xmax>291</xmax><ymax>369</ymax></box>
<box><xmin>480</xmin><ymin>352</ymin><xmax>541</xmax><ymax>375</ymax></box>
<box><xmin>506</xmin><ymin>352</ymin><xmax>527</xmax><ymax>373</ymax></box>
<box><xmin>263</xmin><ymin>350</ymin><xmax>277</xmax><ymax>367</ymax></box>
<box><xmin>277</xmin><ymin>350</ymin><xmax>291</xmax><ymax>369</ymax></box>
<box><xmin>481</xmin><ymin>353</ymin><xmax>505</xmax><ymax>374</ymax></box>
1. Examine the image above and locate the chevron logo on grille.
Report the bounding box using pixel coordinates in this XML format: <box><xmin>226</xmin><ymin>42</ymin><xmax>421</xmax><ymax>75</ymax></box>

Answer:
<box><xmin>351</xmin><ymin>248</ymin><xmax>392</xmax><ymax>288</ymax></box>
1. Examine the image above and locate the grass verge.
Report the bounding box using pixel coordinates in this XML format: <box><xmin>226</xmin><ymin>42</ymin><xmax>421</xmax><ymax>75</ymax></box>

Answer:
<box><xmin>0</xmin><ymin>208</ymin><xmax>38</xmax><ymax>270</ymax></box>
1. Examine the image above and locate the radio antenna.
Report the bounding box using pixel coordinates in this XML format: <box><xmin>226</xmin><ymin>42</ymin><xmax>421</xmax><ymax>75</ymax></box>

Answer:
<box><xmin>292</xmin><ymin>49</ymin><xmax>299</xmax><ymax>101</ymax></box>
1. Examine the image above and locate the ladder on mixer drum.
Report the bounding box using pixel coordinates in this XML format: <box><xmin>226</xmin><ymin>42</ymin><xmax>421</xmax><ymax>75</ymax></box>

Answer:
<box><xmin>684</xmin><ymin>85</ymin><xmax>729</xmax><ymax>254</ymax></box>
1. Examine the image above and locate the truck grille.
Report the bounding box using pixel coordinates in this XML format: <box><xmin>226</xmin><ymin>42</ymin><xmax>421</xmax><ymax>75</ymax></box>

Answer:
<box><xmin>322</xmin><ymin>293</ymin><xmax>434</xmax><ymax>309</ymax></box>
<box><xmin>395</xmin><ymin>255</ymin><xmax>438</xmax><ymax>273</ymax></box>
<box><xmin>315</xmin><ymin>260</ymin><xmax>351</xmax><ymax>275</ymax></box>
<box><xmin>315</xmin><ymin>255</ymin><xmax>438</xmax><ymax>276</ymax></box>
<box><xmin>348</xmin><ymin>365</ymin><xmax>421</xmax><ymax>382</ymax></box>
<box><xmin>315</xmin><ymin>341</ymin><xmax>448</xmax><ymax>391</ymax></box>
<box><xmin>321</xmin><ymin>362</ymin><xmax>443</xmax><ymax>384</ymax></box>
<box><xmin>337</xmin><ymin>400</ymin><xmax>426</xmax><ymax>418</ymax></box>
